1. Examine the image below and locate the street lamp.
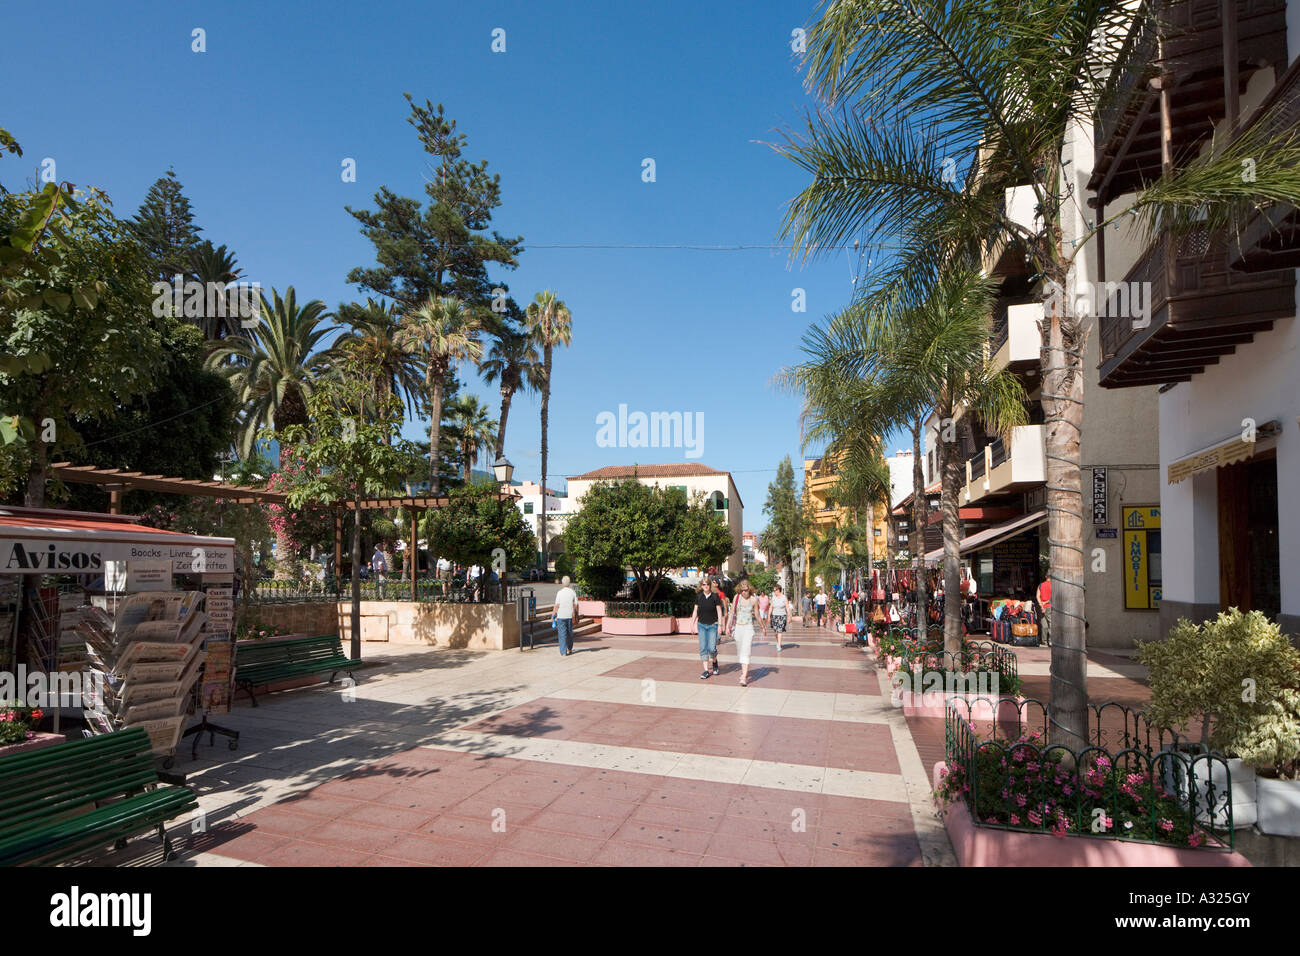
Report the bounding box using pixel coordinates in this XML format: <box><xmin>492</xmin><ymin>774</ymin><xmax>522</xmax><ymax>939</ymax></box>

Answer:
<box><xmin>493</xmin><ymin>454</ymin><xmax>514</xmax><ymax>486</ymax></box>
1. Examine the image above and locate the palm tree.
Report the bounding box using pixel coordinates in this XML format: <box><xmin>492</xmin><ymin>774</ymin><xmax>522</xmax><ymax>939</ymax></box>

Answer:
<box><xmin>334</xmin><ymin>298</ymin><xmax>425</xmax><ymax>430</ymax></box>
<box><xmin>832</xmin><ymin>445</ymin><xmax>893</xmax><ymax>571</ymax></box>
<box><xmin>206</xmin><ymin>286</ymin><xmax>337</xmax><ymax>459</ymax></box>
<box><xmin>776</xmin><ymin>0</ymin><xmax>1300</xmax><ymax>746</ymax></box>
<box><xmin>396</xmin><ymin>295</ymin><xmax>483</xmax><ymax>494</ymax></box>
<box><xmin>480</xmin><ymin>329</ymin><xmax>544</xmax><ymax>460</ymax></box>
<box><xmin>782</xmin><ymin>267</ymin><xmax>1027</xmax><ymax>655</ymax></box>
<box><xmin>523</xmin><ymin>290</ymin><xmax>572</xmax><ymax>573</ymax></box>
<box><xmin>446</xmin><ymin>394</ymin><xmax>498</xmax><ymax>482</ymax></box>
<box><xmin>188</xmin><ymin>241</ymin><xmax>243</xmax><ymax>343</ymax></box>
<box><xmin>206</xmin><ymin>287</ymin><xmax>337</xmax><ymax>576</ymax></box>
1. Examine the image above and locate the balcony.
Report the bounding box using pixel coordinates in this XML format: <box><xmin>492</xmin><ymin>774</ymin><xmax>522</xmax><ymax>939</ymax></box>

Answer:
<box><xmin>1089</xmin><ymin>0</ymin><xmax>1288</xmax><ymax>207</ymax></box>
<box><xmin>989</xmin><ymin>299</ymin><xmax>1041</xmax><ymax>370</ymax></box>
<box><xmin>964</xmin><ymin>427</ymin><xmax>1046</xmax><ymax>504</ymax></box>
<box><xmin>1229</xmin><ymin>58</ymin><xmax>1300</xmax><ymax>272</ymax></box>
<box><xmin>1097</xmin><ymin>228</ymin><xmax>1295</xmax><ymax>388</ymax></box>
<box><xmin>983</xmin><ymin>186</ymin><xmax>1040</xmax><ymax>279</ymax></box>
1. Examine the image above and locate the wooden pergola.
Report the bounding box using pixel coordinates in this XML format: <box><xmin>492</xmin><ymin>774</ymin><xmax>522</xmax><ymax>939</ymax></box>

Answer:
<box><xmin>51</xmin><ymin>463</ymin><xmax>516</xmax><ymax>600</ymax></box>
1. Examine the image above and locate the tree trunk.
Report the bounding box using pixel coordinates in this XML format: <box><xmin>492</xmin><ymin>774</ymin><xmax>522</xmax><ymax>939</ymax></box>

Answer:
<box><xmin>428</xmin><ymin>371</ymin><xmax>444</xmax><ymax>495</ymax></box>
<box><xmin>937</xmin><ymin>402</ymin><xmax>963</xmax><ymax>656</ymax></box>
<box><xmin>539</xmin><ymin>344</ymin><xmax>552</xmax><ymax>575</ymax></box>
<box><xmin>24</xmin><ymin>420</ymin><xmax>48</xmax><ymax>508</ymax></box>
<box><xmin>350</xmin><ymin>491</ymin><xmax>362</xmax><ymax>660</ymax></box>
<box><xmin>495</xmin><ymin>385</ymin><xmax>514</xmax><ymax>460</ymax></box>
<box><xmin>1043</xmin><ymin>287</ymin><xmax>1088</xmax><ymax>749</ymax></box>
<box><xmin>463</xmin><ymin>441</ymin><xmax>472</xmax><ymax>483</ymax></box>
<box><xmin>910</xmin><ymin>419</ymin><xmax>927</xmax><ymax>633</ymax></box>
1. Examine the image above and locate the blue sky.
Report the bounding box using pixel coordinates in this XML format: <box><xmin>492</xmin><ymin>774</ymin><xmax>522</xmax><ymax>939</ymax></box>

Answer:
<box><xmin>2</xmin><ymin>0</ymin><xmax>910</xmax><ymax>530</ymax></box>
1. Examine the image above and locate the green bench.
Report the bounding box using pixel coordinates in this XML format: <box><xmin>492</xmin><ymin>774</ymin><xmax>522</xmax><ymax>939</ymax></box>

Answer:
<box><xmin>0</xmin><ymin>726</ymin><xmax>197</xmax><ymax>866</ymax></box>
<box><xmin>235</xmin><ymin>633</ymin><xmax>359</xmax><ymax>706</ymax></box>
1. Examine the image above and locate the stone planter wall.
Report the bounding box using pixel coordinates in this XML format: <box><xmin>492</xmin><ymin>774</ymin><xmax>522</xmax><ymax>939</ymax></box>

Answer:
<box><xmin>602</xmin><ymin>616</ymin><xmax>675</xmax><ymax>636</ymax></box>
<box><xmin>673</xmin><ymin>617</ymin><xmax>696</xmax><ymax>634</ymax></box>
<box><xmin>247</xmin><ymin>601</ymin><xmax>339</xmax><ymax>638</ymax></box>
<box><xmin>339</xmin><ymin>600</ymin><xmax>519</xmax><ymax>650</ymax></box>
<box><xmin>0</xmin><ymin>731</ymin><xmax>65</xmax><ymax>760</ymax></box>
<box><xmin>1257</xmin><ymin>777</ymin><xmax>1300</xmax><ymax>837</ymax></box>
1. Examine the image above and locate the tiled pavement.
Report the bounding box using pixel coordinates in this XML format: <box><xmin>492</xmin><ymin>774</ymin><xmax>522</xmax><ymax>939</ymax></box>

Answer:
<box><xmin>153</xmin><ymin>619</ymin><xmax>1148</xmax><ymax>868</ymax></box>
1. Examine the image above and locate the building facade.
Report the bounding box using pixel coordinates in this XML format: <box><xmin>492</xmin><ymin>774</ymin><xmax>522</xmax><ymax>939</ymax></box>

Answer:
<box><xmin>565</xmin><ymin>464</ymin><xmax>744</xmax><ymax>575</ymax></box>
<box><xmin>1085</xmin><ymin>0</ymin><xmax>1299</xmax><ymax>638</ymax></box>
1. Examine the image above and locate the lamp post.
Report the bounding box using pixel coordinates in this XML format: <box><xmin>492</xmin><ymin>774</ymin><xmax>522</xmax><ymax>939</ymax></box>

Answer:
<box><xmin>493</xmin><ymin>454</ymin><xmax>514</xmax><ymax>488</ymax></box>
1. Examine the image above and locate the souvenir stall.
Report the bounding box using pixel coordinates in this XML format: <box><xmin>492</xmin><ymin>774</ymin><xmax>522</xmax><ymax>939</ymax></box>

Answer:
<box><xmin>0</xmin><ymin>507</ymin><xmax>237</xmax><ymax>763</ymax></box>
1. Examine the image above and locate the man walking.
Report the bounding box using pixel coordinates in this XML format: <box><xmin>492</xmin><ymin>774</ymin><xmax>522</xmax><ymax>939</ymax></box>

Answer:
<box><xmin>553</xmin><ymin>575</ymin><xmax>578</xmax><ymax>656</ymax></box>
<box><xmin>371</xmin><ymin>545</ymin><xmax>388</xmax><ymax>598</ymax></box>
<box><xmin>690</xmin><ymin>578</ymin><xmax>725</xmax><ymax>679</ymax></box>
<box><xmin>815</xmin><ymin>587</ymin><xmax>828</xmax><ymax>629</ymax></box>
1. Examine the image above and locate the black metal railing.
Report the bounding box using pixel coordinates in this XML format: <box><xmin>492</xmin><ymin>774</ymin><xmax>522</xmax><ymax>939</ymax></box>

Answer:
<box><xmin>941</xmin><ymin>698</ymin><xmax>1235</xmax><ymax>849</ymax></box>
<box><xmin>247</xmin><ymin>576</ymin><xmax>524</xmax><ymax>605</ymax></box>
<box><xmin>990</xmin><ymin>437</ymin><xmax>1008</xmax><ymax>468</ymax></box>
<box><xmin>990</xmin><ymin>300</ymin><xmax>1011</xmax><ymax>354</ymax></box>
<box><xmin>968</xmin><ymin>451</ymin><xmax>987</xmax><ymax>481</ymax></box>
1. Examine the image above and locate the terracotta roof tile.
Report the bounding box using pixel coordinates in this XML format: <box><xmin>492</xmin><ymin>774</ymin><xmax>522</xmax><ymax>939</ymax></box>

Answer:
<box><xmin>568</xmin><ymin>464</ymin><xmax>729</xmax><ymax>480</ymax></box>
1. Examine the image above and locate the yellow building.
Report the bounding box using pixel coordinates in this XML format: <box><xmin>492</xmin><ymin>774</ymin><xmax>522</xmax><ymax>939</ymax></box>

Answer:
<box><xmin>802</xmin><ymin>453</ymin><xmax>889</xmax><ymax>587</ymax></box>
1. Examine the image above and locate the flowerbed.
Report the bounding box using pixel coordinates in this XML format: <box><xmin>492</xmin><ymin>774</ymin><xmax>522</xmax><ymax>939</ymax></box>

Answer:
<box><xmin>0</xmin><ymin>702</ymin><xmax>45</xmax><ymax>747</ymax></box>
<box><xmin>936</xmin><ymin>724</ymin><xmax>1233</xmax><ymax>850</ymax></box>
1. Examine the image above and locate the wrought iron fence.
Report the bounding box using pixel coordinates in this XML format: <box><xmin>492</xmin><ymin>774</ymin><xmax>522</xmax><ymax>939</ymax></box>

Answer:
<box><xmin>941</xmin><ymin>698</ymin><xmax>1235</xmax><ymax>850</ymax></box>
<box><xmin>247</xmin><ymin>577</ymin><xmax>524</xmax><ymax>605</ymax></box>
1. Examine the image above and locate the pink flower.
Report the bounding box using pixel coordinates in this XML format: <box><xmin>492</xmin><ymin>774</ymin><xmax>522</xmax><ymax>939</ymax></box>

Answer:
<box><xmin>1015</xmin><ymin>795</ymin><xmax>1027</xmax><ymax>807</ymax></box>
<box><xmin>1159</xmin><ymin>819</ymin><xmax>1174</xmax><ymax>832</ymax></box>
<box><xmin>1188</xmin><ymin>831</ymin><xmax>1205</xmax><ymax>847</ymax></box>
<box><xmin>1028</xmin><ymin>810</ymin><xmax>1042</xmax><ymax>825</ymax></box>
<box><xmin>1009</xmin><ymin>813</ymin><xmax>1020</xmax><ymax>825</ymax></box>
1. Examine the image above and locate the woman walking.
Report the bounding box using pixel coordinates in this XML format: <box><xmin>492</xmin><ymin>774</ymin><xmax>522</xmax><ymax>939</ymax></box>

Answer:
<box><xmin>690</xmin><ymin>577</ymin><xmax>724</xmax><ymax>679</ymax></box>
<box><xmin>757</xmin><ymin>589</ymin><xmax>770</xmax><ymax>631</ymax></box>
<box><xmin>769</xmin><ymin>584</ymin><xmax>789</xmax><ymax>651</ymax></box>
<box><xmin>724</xmin><ymin>578</ymin><xmax>765</xmax><ymax>686</ymax></box>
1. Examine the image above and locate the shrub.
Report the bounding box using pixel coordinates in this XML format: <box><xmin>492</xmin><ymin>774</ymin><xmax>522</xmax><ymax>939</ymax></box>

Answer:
<box><xmin>575</xmin><ymin>564</ymin><xmax>624</xmax><ymax>598</ymax></box>
<box><xmin>0</xmin><ymin>702</ymin><xmax>44</xmax><ymax>746</ymax></box>
<box><xmin>1139</xmin><ymin>609</ymin><xmax>1300</xmax><ymax>779</ymax></box>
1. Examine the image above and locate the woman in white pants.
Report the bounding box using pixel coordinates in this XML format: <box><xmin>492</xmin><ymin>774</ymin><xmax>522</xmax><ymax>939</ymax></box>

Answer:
<box><xmin>724</xmin><ymin>578</ymin><xmax>766</xmax><ymax>686</ymax></box>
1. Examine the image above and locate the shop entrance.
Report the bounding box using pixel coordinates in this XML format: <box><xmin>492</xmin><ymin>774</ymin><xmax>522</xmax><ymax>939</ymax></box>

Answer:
<box><xmin>1217</xmin><ymin>454</ymin><xmax>1281</xmax><ymax>619</ymax></box>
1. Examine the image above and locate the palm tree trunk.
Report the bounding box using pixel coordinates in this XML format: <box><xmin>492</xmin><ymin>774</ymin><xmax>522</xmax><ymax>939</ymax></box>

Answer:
<box><xmin>539</xmin><ymin>345</ymin><xmax>552</xmax><ymax>574</ymax></box>
<box><xmin>463</xmin><ymin>441</ymin><xmax>472</xmax><ymax>483</ymax></box>
<box><xmin>1043</xmin><ymin>292</ymin><xmax>1088</xmax><ymax>749</ymax></box>
<box><xmin>428</xmin><ymin>370</ymin><xmax>444</xmax><ymax>495</ymax></box>
<box><xmin>495</xmin><ymin>386</ymin><xmax>513</xmax><ymax>460</ymax></box>
<box><xmin>937</xmin><ymin>401</ymin><xmax>963</xmax><ymax>656</ymax></box>
<box><xmin>910</xmin><ymin>419</ymin><xmax>927</xmax><ymax>632</ymax></box>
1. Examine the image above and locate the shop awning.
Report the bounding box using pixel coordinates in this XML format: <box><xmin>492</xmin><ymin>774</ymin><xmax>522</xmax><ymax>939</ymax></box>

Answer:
<box><xmin>924</xmin><ymin>510</ymin><xmax>1048</xmax><ymax>563</ymax></box>
<box><xmin>0</xmin><ymin>507</ymin><xmax>236</xmax><ymax>574</ymax></box>
<box><xmin>1166</xmin><ymin>421</ymin><xmax>1280</xmax><ymax>484</ymax></box>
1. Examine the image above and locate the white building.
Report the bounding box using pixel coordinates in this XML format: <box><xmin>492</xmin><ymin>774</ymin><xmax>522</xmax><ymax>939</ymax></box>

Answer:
<box><xmin>508</xmin><ymin>481</ymin><xmax>572</xmax><ymax>565</ymax></box>
<box><xmin>885</xmin><ymin>449</ymin><xmax>922</xmax><ymax>508</ymax></box>
<box><xmin>1083</xmin><ymin>1</ymin><xmax>1297</xmax><ymax>638</ymax></box>
<box><xmin>566</xmin><ymin>464</ymin><xmax>744</xmax><ymax>575</ymax></box>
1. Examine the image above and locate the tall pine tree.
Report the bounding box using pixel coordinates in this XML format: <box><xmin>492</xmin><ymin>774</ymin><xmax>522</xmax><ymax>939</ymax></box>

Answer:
<box><xmin>132</xmin><ymin>168</ymin><xmax>201</xmax><ymax>282</ymax></box>
<box><xmin>346</xmin><ymin>95</ymin><xmax>523</xmax><ymax>313</ymax></box>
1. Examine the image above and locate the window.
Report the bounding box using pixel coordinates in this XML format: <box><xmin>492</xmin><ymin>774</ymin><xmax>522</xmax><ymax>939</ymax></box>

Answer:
<box><xmin>523</xmin><ymin>502</ymin><xmax>534</xmax><ymax>514</ymax></box>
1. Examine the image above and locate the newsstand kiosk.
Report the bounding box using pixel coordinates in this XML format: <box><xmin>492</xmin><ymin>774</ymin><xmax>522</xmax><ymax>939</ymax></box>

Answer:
<box><xmin>0</xmin><ymin>506</ymin><xmax>238</xmax><ymax>765</ymax></box>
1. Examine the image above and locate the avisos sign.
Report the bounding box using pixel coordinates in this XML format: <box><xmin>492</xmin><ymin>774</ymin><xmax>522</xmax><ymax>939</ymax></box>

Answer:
<box><xmin>2</xmin><ymin>538</ymin><xmax>234</xmax><ymax>574</ymax></box>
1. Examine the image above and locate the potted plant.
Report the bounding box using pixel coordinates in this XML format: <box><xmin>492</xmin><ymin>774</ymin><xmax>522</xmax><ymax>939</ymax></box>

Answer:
<box><xmin>1139</xmin><ymin>609</ymin><xmax>1300</xmax><ymax>834</ymax></box>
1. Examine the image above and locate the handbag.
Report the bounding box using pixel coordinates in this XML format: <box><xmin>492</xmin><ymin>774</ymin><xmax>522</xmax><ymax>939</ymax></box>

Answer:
<box><xmin>1012</xmin><ymin>621</ymin><xmax>1038</xmax><ymax>638</ymax></box>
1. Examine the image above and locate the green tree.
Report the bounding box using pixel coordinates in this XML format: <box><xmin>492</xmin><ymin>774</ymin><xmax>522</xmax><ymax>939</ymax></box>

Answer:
<box><xmin>523</xmin><ymin>290</ymin><xmax>571</xmax><ymax>572</ymax></box>
<box><xmin>186</xmin><ymin>240</ymin><xmax>244</xmax><ymax>343</ymax></box>
<box><xmin>334</xmin><ymin>297</ymin><xmax>425</xmax><ymax>424</ymax></box>
<box><xmin>445</xmin><ymin>393</ymin><xmax>497</xmax><ymax>482</ymax></box>
<box><xmin>62</xmin><ymin>319</ymin><xmax>237</xmax><ymax>510</ymax></box>
<box><xmin>277</xmin><ymin>373</ymin><xmax>422</xmax><ymax>658</ymax></box>
<box><xmin>564</xmin><ymin>480</ymin><xmax>732</xmax><ymax>602</ymax></box>
<box><xmin>778</xmin><ymin>0</ymin><xmax>1300</xmax><ymax>747</ymax></box>
<box><xmin>759</xmin><ymin>456</ymin><xmax>811</xmax><ymax>603</ymax></box>
<box><xmin>346</xmin><ymin>95</ymin><xmax>522</xmax><ymax>312</ymax></box>
<box><xmin>131</xmin><ymin>168</ymin><xmax>201</xmax><ymax>282</ymax></box>
<box><xmin>206</xmin><ymin>287</ymin><xmax>337</xmax><ymax>460</ymax></box>
<box><xmin>423</xmin><ymin>479</ymin><xmax>536</xmax><ymax>572</ymax></box>
<box><xmin>396</xmin><ymin>295</ymin><xmax>482</xmax><ymax>493</ymax></box>
<box><xmin>479</xmin><ymin>326</ymin><xmax>543</xmax><ymax>460</ymax></box>
<box><xmin>1</xmin><ymin>185</ymin><xmax>166</xmax><ymax>507</ymax></box>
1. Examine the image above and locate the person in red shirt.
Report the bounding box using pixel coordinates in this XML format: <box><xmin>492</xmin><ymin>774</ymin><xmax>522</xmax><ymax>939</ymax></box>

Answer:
<box><xmin>1035</xmin><ymin>559</ymin><xmax>1052</xmax><ymax>645</ymax></box>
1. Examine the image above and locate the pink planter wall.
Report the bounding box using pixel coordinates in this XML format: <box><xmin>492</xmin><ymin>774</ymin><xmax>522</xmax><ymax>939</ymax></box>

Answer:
<box><xmin>932</xmin><ymin>762</ymin><xmax>1251</xmax><ymax>867</ymax></box>
<box><xmin>673</xmin><ymin>617</ymin><xmax>696</xmax><ymax>634</ymax></box>
<box><xmin>900</xmin><ymin>692</ymin><xmax>1024</xmax><ymax>722</ymax></box>
<box><xmin>577</xmin><ymin>600</ymin><xmax>606</xmax><ymax>617</ymax></box>
<box><xmin>0</xmin><ymin>731</ymin><xmax>65</xmax><ymax>760</ymax></box>
<box><xmin>602</xmin><ymin>616</ymin><xmax>675</xmax><ymax>636</ymax></box>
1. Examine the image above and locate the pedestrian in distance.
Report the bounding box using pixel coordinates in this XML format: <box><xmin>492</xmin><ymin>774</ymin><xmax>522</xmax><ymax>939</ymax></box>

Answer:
<box><xmin>690</xmin><ymin>577</ymin><xmax>725</xmax><ymax>679</ymax></box>
<box><xmin>371</xmin><ymin>545</ymin><xmax>388</xmax><ymax>598</ymax></box>
<box><xmin>553</xmin><ymin>575</ymin><xmax>578</xmax><ymax>655</ymax></box>
<box><xmin>815</xmin><ymin>586</ymin><xmax>828</xmax><ymax>629</ymax></box>
<box><xmin>724</xmin><ymin>578</ymin><xmax>765</xmax><ymax>686</ymax></box>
